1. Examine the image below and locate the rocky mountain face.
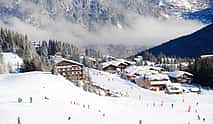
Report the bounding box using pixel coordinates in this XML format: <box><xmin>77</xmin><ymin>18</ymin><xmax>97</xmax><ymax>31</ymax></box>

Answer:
<box><xmin>0</xmin><ymin>0</ymin><xmax>210</xmax><ymax>29</ymax></box>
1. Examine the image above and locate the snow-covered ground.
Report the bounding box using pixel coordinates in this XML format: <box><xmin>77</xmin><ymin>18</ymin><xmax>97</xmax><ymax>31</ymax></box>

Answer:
<box><xmin>0</xmin><ymin>52</ymin><xmax>23</xmax><ymax>73</ymax></box>
<box><xmin>0</xmin><ymin>71</ymin><xmax>213</xmax><ymax>124</ymax></box>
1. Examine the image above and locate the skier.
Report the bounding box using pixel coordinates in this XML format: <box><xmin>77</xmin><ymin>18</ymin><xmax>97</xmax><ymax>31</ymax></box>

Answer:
<box><xmin>187</xmin><ymin>105</ymin><xmax>191</xmax><ymax>112</ymax></box>
<box><xmin>196</xmin><ymin>102</ymin><xmax>199</xmax><ymax>106</ymax></box>
<box><xmin>44</xmin><ymin>96</ymin><xmax>49</xmax><ymax>100</ymax></box>
<box><xmin>160</xmin><ymin>100</ymin><xmax>164</xmax><ymax>107</ymax></box>
<box><xmin>18</xmin><ymin>97</ymin><xmax>22</xmax><ymax>103</ymax></box>
<box><xmin>139</xmin><ymin>120</ymin><xmax>142</xmax><ymax>124</ymax></box>
<box><xmin>68</xmin><ymin>116</ymin><xmax>71</xmax><ymax>120</ymax></box>
<box><xmin>203</xmin><ymin>117</ymin><xmax>206</xmax><ymax>122</ymax></box>
<box><xmin>17</xmin><ymin>116</ymin><xmax>21</xmax><ymax>124</ymax></box>
<box><xmin>171</xmin><ymin>103</ymin><xmax>174</xmax><ymax>109</ymax></box>
<box><xmin>29</xmin><ymin>97</ymin><xmax>32</xmax><ymax>103</ymax></box>
<box><xmin>197</xmin><ymin>115</ymin><xmax>201</xmax><ymax>120</ymax></box>
<box><xmin>139</xmin><ymin>95</ymin><xmax>141</xmax><ymax>101</ymax></box>
<box><xmin>195</xmin><ymin>108</ymin><xmax>198</xmax><ymax>113</ymax></box>
<box><xmin>182</xmin><ymin>96</ymin><xmax>185</xmax><ymax>103</ymax></box>
<box><xmin>153</xmin><ymin>102</ymin><xmax>156</xmax><ymax>107</ymax></box>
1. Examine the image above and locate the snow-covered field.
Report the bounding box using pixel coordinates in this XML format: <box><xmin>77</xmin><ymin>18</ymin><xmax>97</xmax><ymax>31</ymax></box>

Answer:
<box><xmin>0</xmin><ymin>71</ymin><xmax>213</xmax><ymax>124</ymax></box>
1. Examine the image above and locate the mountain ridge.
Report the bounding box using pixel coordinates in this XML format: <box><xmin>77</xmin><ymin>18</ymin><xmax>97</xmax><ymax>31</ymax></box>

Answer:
<box><xmin>135</xmin><ymin>23</ymin><xmax>213</xmax><ymax>58</ymax></box>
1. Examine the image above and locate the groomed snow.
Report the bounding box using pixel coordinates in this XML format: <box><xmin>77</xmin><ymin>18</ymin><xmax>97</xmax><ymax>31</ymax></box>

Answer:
<box><xmin>0</xmin><ymin>71</ymin><xmax>213</xmax><ymax>124</ymax></box>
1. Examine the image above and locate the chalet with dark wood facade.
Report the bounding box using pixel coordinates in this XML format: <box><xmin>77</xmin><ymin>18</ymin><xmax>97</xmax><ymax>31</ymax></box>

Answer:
<box><xmin>54</xmin><ymin>58</ymin><xmax>84</xmax><ymax>80</ymax></box>
<box><xmin>101</xmin><ymin>59</ymin><xmax>136</xmax><ymax>73</ymax></box>
<box><xmin>163</xmin><ymin>71</ymin><xmax>193</xmax><ymax>83</ymax></box>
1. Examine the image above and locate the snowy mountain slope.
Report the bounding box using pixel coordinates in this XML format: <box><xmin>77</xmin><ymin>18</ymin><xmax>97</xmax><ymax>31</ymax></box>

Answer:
<box><xmin>0</xmin><ymin>72</ymin><xmax>140</xmax><ymax>124</ymax></box>
<box><xmin>0</xmin><ymin>0</ymin><xmax>210</xmax><ymax>29</ymax></box>
<box><xmin>0</xmin><ymin>71</ymin><xmax>213</xmax><ymax>124</ymax></box>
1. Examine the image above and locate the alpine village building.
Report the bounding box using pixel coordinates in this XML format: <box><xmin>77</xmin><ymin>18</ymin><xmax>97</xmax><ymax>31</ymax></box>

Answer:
<box><xmin>52</xmin><ymin>54</ymin><xmax>84</xmax><ymax>80</ymax></box>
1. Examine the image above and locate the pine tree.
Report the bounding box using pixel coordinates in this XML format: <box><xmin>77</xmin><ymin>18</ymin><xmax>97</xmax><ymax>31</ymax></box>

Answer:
<box><xmin>189</xmin><ymin>57</ymin><xmax>213</xmax><ymax>87</ymax></box>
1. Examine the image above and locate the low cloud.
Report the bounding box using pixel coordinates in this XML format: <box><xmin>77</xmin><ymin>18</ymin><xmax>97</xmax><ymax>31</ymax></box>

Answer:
<box><xmin>0</xmin><ymin>14</ymin><xmax>204</xmax><ymax>48</ymax></box>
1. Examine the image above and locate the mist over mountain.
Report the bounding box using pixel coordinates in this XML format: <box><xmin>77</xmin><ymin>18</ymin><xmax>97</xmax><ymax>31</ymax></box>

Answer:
<box><xmin>0</xmin><ymin>0</ymin><xmax>208</xmax><ymax>27</ymax></box>
<box><xmin>0</xmin><ymin>0</ymin><xmax>210</xmax><ymax>56</ymax></box>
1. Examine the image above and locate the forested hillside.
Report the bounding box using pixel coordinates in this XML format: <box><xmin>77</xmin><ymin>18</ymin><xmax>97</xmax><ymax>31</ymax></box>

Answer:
<box><xmin>0</xmin><ymin>28</ymin><xmax>50</xmax><ymax>72</ymax></box>
<box><xmin>135</xmin><ymin>23</ymin><xmax>213</xmax><ymax>58</ymax></box>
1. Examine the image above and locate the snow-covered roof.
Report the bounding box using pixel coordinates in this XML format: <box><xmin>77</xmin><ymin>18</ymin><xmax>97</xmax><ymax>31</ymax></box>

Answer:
<box><xmin>116</xmin><ymin>59</ymin><xmax>136</xmax><ymax>65</ymax></box>
<box><xmin>163</xmin><ymin>71</ymin><xmax>193</xmax><ymax>78</ymax></box>
<box><xmin>136</xmin><ymin>73</ymin><xmax>171</xmax><ymax>85</ymax></box>
<box><xmin>124</xmin><ymin>65</ymin><xmax>164</xmax><ymax>76</ymax></box>
<box><xmin>101</xmin><ymin>58</ymin><xmax>136</xmax><ymax>69</ymax></box>
<box><xmin>101</xmin><ymin>60</ymin><xmax>128</xmax><ymax>69</ymax></box>
<box><xmin>54</xmin><ymin>57</ymin><xmax>83</xmax><ymax>66</ymax></box>
<box><xmin>103</xmin><ymin>55</ymin><xmax>116</xmax><ymax>60</ymax></box>
<box><xmin>88</xmin><ymin>57</ymin><xmax>96</xmax><ymax>62</ymax></box>
<box><xmin>190</xmin><ymin>87</ymin><xmax>200</xmax><ymax>92</ymax></box>
<box><xmin>124</xmin><ymin>65</ymin><xmax>147</xmax><ymax>76</ymax></box>
<box><xmin>180</xmin><ymin>62</ymin><xmax>189</xmax><ymax>67</ymax></box>
<box><xmin>201</xmin><ymin>54</ymin><xmax>213</xmax><ymax>58</ymax></box>
<box><xmin>150</xmin><ymin>80</ymin><xmax>171</xmax><ymax>85</ymax></box>
<box><xmin>146</xmin><ymin>73</ymin><xmax>170</xmax><ymax>81</ymax></box>
<box><xmin>145</xmin><ymin>61</ymin><xmax>155</xmax><ymax>66</ymax></box>
<box><xmin>166</xmin><ymin>83</ymin><xmax>183</xmax><ymax>93</ymax></box>
<box><xmin>134</xmin><ymin>58</ymin><xmax>140</xmax><ymax>62</ymax></box>
<box><xmin>166</xmin><ymin>83</ymin><xmax>182</xmax><ymax>87</ymax></box>
<box><xmin>150</xmin><ymin>66</ymin><xmax>164</xmax><ymax>71</ymax></box>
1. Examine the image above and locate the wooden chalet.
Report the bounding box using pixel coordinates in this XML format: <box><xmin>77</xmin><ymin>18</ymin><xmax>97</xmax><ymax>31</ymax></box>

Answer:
<box><xmin>165</xmin><ymin>83</ymin><xmax>183</xmax><ymax>94</ymax></box>
<box><xmin>164</xmin><ymin>71</ymin><xmax>193</xmax><ymax>83</ymax></box>
<box><xmin>102</xmin><ymin>64</ymin><xmax>118</xmax><ymax>73</ymax></box>
<box><xmin>101</xmin><ymin>59</ymin><xmax>135</xmax><ymax>74</ymax></box>
<box><xmin>135</xmin><ymin>74</ymin><xmax>171</xmax><ymax>92</ymax></box>
<box><xmin>54</xmin><ymin>58</ymin><xmax>84</xmax><ymax>80</ymax></box>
